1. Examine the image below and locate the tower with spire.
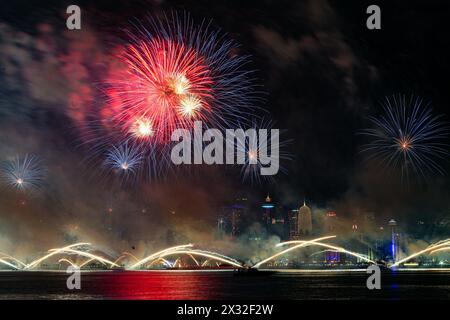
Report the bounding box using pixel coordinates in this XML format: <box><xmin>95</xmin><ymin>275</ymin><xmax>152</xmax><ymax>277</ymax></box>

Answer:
<box><xmin>262</xmin><ymin>193</ymin><xmax>275</xmax><ymax>230</ymax></box>
<box><xmin>261</xmin><ymin>193</ymin><xmax>288</xmax><ymax>239</ymax></box>
<box><xmin>297</xmin><ymin>198</ymin><xmax>312</xmax><ymax>236</ymax></box>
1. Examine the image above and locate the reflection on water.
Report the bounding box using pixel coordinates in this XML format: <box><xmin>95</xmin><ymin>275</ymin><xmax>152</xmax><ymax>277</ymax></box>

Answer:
<box><xmin>0</xmin><ymin>270</ymin><xmax>449</xmax><ymax>300</ymax></box>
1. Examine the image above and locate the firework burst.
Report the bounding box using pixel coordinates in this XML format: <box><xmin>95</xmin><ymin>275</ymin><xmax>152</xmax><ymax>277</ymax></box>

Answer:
<box><xmin>104</xmin><ymin>12</ymin><xmax>259</xmax><ymax>145</ymax></box>
<box><xmin>80</xmin><ymin>12</ymin><xmax>260</xmax><ymax>183</ymax></box>
<box><xmin>0</xmin><ymin>154</ymin><xmax>45</xmax><ymax>192</ymax></box>
<box><xmin>234</xmin><ymin>119</ymin><xmax>292</xmax><ymax>184</ymax></box>
<box><xmin>104</xmin><ymin>142</ymin><xmax>144</xmax><ymax>177</ymax></box>
<box><xmin>360</xmin><ymin>95</ymin><xmax>450</xmax><ymax>180</ymax></box>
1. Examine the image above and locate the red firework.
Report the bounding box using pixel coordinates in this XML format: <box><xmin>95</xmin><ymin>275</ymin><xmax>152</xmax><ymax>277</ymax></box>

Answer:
<box><xmin>84</xmin><ymin>14</ymin><xmax>259</xmax><ymax>181</ymax></box>
<box><xmin>107</xmin><ymin>37</ymin><xmax>214</xmax><ymax>143</ymax></box>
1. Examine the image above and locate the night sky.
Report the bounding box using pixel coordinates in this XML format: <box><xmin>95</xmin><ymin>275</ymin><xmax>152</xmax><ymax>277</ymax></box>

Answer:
<box><xmin>0</xmin><ymin>0</ymin><xmax>449</xmax><ymax>252</ymax></box>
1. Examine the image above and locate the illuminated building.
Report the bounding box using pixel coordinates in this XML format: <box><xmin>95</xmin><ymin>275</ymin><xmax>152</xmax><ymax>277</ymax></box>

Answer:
<box><xmin>261</xmin><ymin>194</ymin><xmax>287</xmax><ymax>240</ymax></box>
<box><xmin>297</xmin><ymin>200</ymin><xmax>312</xmax><ymax>236</ymax></box>
<box><xmin>351</xmin><ymin>220</ymin><xmax>358</xmax><ymax>233</ymax></box>
<box><xmin>326</xmin><ymin>251</ymin><xmax>340</xmax><ymax>263</ymax></box>
<box><xmin>288</xmin><ymin>209</ymin><xmax>299</xmax><ymax>240</ymax></box>
<box><xmin>217</xmin><ymin>198</ymin><xmax>247</xmax><ymax>239</ymax></box>
<box><xmin>388</xmin><ymin>219</ymin><xmax>400</xmax><ymax>263</ymax></box>
<box><xmin>325</xmin><ymin>211</ymin><xmax>338</xmax><ymax>233</ymax></box>
<box><xmin>217</xmin><ymin>208</ymin><xmax>241</xmax><ymax>238</ymax></box>
<box><xmin>261</xmin><ymin>194</ymin><xmax>275</xmax><ymax>229</ymax></box>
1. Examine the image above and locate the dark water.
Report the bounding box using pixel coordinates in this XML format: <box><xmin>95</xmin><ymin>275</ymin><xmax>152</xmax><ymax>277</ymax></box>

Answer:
<box><xmin>0</xmin><ymin>270</ymin><xmax>449</xmax><ymax>300</ymax></box>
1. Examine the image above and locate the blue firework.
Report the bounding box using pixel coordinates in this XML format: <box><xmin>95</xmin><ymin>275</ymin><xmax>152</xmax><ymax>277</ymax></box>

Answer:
<box><xmin>361</xmin><ymin>95</ymin><xmax>450</xmax><ymax>179</ymax></box>
<box><xmin>0</xmin><ymin>154</ymin><xmax>45</xmax><ymax>191</ymax></box>
<box><xmin>104</xmin><ymin>143</ymin><xmax>144</xmax><ymax>177</ymax></box>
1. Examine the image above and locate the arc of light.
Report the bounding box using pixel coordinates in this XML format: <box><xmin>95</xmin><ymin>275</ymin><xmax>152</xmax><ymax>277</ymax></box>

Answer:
<box><xmin>193</xmin><ymin>249</ymin><xmax>241</xmax><ymax>265</ymax></box>
<box><xmin>79</xmin><ymin>258</ymin><xmax>99</xmax><ymax>268</ymax></box>
<box><xmin>148</xmin><ymin>257</ymin><xmax>172</xmax><ymax>267</ymax></box>
<box><xmin>123</xmin><ymin>252</ymin><xmax>140</xmax><ymax>262</ymax></box>
<box><xmin>159</xmin><ymin>258</ymin><xmax>172</xmax><ymax>267</ymax></box>
<box><xmin>391</xmin><ymin>240</ymin><xmax>450</xmax><ymax>267</ymax></box>
<box><xmin>156</xmin><ymin>250</ymin><xmax>244</xmax><ymax>268</ymax></box>
<box><xmin>0</xmin><ymin>253</ymin><xmax>26</xmax><ymax>268</ymax></box>
<box><xmin>309</xmin><ymin>249</ymin><xmax>338</xmax><ymax>257</ymax></box>
<box><xmin>187</xmin><ymin>253</ymin><xmax>200</xmax><ymax>266</ymax></box>
<box><xmin>0</xmin><ymin>258</ymin><xmax>19</xmax><ymax>270</ymax></box>
<box><xmin>298</xmin><ymin>242</ymin><xmax>375</xmax><ymax>264</ymax></box>
<box><xmin>113</xmin><ymin>255</ymin><xmax>128</xmax><ymax>265</ymax></box>
<box><xmin>254</xmin><ymin>237</ymin><xmax>376</xmax><ymax>268</ymax></box>
<box><xmin>129</xmin><ymin>244</ymin><xmax>193</xmax><ymax>269</ymax></box>
<box><xmin>254</xmin><ymin>236</ymin><xmax>338</xmax><ymax>268</ymax></box>
<box><xmin>278</xmin><ymin>236</ymin><xmax>375</xmax><ymax>263</ymax></box>
<box><xmin>185</xmin><ymin>250</ymin><xmax>242</xmax><ymax>267</ymax></box>
<box><xmin>58</xmin><ymin>258</ymin><xmax>79</xmax><ymax>268</ymax></box>
<box><xmin>430</xmin><ymin>239</ymin><xmax>450</xmax><ymax>247</ymax></box>
<box><xmin>113</xmin><ymin>252</ymin><xmax>140</xmax><ymax>265</ymax></box>
<box><xmin>276</xmin><ymin>235</ymin><xmax>337</xmax><ymax>247</ymax></box>
<box><xmin>51</xmin><ymin>248</ymin><xmax>119</xmax><ymax>268</ymax></box>
<box><xmin>25</xmin><ymin>243</ymin><xmax>91</xmax><ymax>269</ymax></box>
<box><xmin>430</xmin><ymin>247</ymin><xmax>450</xmax><ymax>255</ymax></box>
<box><xmin>201</xmin><ymin>259</ymin><xmax>210</xmax><ymax>267</ymax></box>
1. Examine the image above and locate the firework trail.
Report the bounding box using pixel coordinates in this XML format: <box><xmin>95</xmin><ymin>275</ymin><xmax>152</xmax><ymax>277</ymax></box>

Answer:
<box><xmin>0</xmin><ymin>154</ymin><xmax>45</xmax><ymax>192</ymax></box>
<box><xmin>360</xmin><ymin>95</ymin><xmax>450</xmax><ymax>180</ymax></box>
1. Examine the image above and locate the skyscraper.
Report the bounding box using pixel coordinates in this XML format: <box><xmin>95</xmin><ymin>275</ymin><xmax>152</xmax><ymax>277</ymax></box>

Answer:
<box><xmin>325</xmin><ymin>211</ymin><xmax>338</xmax><ymax>233</ymax></box>
<box><xmin>261</xmin><ymin>194</ymin><xmax>287</xmax><ymax>239</ymax></box>
<box><xmin>217</xmin><ymin>198</ymin><xmax>247</xmax><ymax>239</ymax></box>
<box><xmin>288</xmin><ymin>209</ymin><xmax>299</xmax><ymax>240</ymax></box>
<box><xmin>261</xmin><ymin>194</ymin><xmax>275</xmax><ymax>230</ymax></box>
<box><xmin>388</xmin><ymin>219</ymin><xmax>400</xmax><ymax>263</ymax></box>
<box><xmin>298</xmin><ymin>200</ymin><xmax>312</xmax><ymax>236</ymax></box>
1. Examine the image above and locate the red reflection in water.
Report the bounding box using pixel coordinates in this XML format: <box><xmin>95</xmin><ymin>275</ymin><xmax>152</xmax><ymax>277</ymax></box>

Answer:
<box><xmin>87</xmin><ymin>271</ymin><xmax>220</xmax><ymax>300</ymax></box>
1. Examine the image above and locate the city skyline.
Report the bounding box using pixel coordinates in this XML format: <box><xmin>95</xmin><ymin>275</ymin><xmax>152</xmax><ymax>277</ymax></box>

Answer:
<box><xmin>0</xmin><ymin>0</ymin><xmax>449</xmax><ymax>303</ymax></box>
